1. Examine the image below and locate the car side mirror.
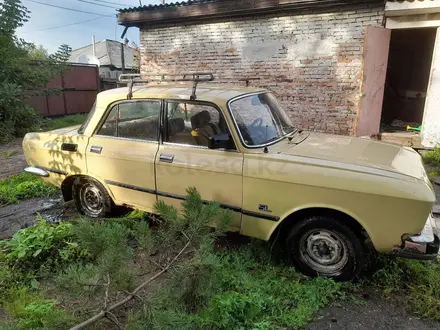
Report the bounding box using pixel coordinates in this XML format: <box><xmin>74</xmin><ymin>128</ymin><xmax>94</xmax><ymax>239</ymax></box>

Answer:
<box><xmin>208</xmin><ymin>133</ymin><xmax>235</xmax><ymax>150</ymax></box>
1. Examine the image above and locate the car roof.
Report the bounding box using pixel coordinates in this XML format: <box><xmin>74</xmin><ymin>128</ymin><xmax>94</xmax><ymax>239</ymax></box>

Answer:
<box><xmin>97</xmin><ymin>83</ymin><xmax>267</xmax><ymax>105</ymax></box>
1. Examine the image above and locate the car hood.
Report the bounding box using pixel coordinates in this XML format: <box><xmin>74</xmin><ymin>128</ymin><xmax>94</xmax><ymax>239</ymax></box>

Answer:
<box><xmin>278</xmin><ymin>133</ymin><xmax>427</xmax><ymax>181</ymax></box>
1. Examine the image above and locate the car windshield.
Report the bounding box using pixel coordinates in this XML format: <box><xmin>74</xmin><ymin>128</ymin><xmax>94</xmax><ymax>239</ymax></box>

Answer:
<box><xmin>229</xmin><ymin>93</ymin><xmax>295</xmax><ymax>146</ymax></box>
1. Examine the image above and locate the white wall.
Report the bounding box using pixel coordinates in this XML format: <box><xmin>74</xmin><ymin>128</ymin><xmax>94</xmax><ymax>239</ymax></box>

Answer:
<box><xmin>422</xmin><ymin>28</ymin><xmax>440</xmax><ymax>147</ymax></box>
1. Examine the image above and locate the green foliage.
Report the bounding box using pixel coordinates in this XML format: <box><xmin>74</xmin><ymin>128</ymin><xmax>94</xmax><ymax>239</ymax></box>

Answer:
<box><xmin>366</xmin><ymin>257</ymin><xmax>440</xmax><ymax>320</ymax></box>
<box><xmin>0</xmin><ymin>173</ymin><xmax>58</xmax><ymax>206</ymax></box>
<box><xmin>0</xmin><ymin>0</ymin><xmax>29</xmax><ymax>35</ymax></box>
<box><xmin>154</xmin><ymin>187</ymin><xmax>232</xmax><ymax>249</ymax></box>
<box><xmin>0</xmin><ymin>216</ymin><xmax>88</xmax><ymax>274</ymax></box>
<box><xmin>2</xmin><ymin>289</ymin><xmax>76</xmax><ymax>330</ymax></box>
<box><xmin>57</xmin><ymin>219</ymin><xmax>136</xmax><ymax>296</ymax></box>
<box><xmin>0</xmin><ymin>1</ymin><xmax>73</xmax><ymax>142</ymax></box>
<box><xmin>133</xmin><ymin>220</ymin><xmax>153</xmax><ymax>253</ymax></box>
<box><xmin>24</xmin><ymin>43</ymin><xmax>49</xmax><ymax>60</ymax></box>
<box><xmin>423</xmin><ymin>147</ymin><xmax>440</xmax><ymax>170</ymax></box>
<box><xmin>128</xmin><ymin>244</ymin><xmax>343</xmax><ymax>330</ymax></box>
<box><xmin>50</xmin><ymin>44</ymin><xmax>72</xmax><ymax>64</ymax></box>
<box><xmin>40</xmin><ymin>114</ymin><xmax>88</xmax><ymax>131</ymax></box>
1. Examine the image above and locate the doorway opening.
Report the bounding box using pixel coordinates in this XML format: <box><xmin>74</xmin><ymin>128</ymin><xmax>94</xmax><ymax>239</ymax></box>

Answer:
<box><xmin>380</xmin><ymin>28</ymin><xmax>436</xmax><ymax>147</ymax></box>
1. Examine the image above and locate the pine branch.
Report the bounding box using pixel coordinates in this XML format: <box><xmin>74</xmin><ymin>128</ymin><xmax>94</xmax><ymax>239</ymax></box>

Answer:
<box><xmin>103</xmin><ymin>274</ymin><xmax>110</xmax><ymax>310</ymax></box>
<box><xmin>68</xmin><ymin>238</ymin><xmax>192</xmax><ymax>330</ymax></box>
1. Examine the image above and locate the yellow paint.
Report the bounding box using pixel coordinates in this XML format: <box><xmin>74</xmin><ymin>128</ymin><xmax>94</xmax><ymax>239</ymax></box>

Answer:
<box><xmin>22</xmin><ymin>84</ymin><xmax>436</xmax><ymax>254</ymax></box>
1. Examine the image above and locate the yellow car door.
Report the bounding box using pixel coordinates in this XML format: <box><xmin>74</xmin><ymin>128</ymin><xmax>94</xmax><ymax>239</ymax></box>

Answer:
<box><xmin>86</xmin><ymin>99</ymin><xmax>161</xmax><ymax>213</ymax></box>
<box><xmin>155</xmin><ymin>100</ymin><xmax>243</xmax><ymax>230</ymax></box>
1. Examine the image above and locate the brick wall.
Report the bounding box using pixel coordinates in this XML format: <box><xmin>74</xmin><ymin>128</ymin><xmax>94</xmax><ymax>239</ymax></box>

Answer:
<box><xmin>140</xmin><ymin>5</ymin><xmax>385</xmax><ymax>136</ymax></box>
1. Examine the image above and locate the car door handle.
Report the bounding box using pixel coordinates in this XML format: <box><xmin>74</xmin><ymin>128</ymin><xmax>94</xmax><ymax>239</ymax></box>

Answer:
<box><xmin>90</xmin><ymin>146</ymin><xmax>103</xmax><ymax>154</ymax></box>
<box><xmin>159</xmin><ymin>154</ymin><xmax>174</xmax><ymax>163</ymax></box>
<box><xmin>61</xmin><ymin>143</ymin><xmax>78</xmax><ymax>152</ymax></box>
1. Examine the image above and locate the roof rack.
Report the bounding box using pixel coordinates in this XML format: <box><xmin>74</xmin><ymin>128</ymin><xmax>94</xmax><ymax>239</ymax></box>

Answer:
<box><xmin>119</xmin><ymin>72</ymin><xmax>215</xmax><ymax>100</ymax></box>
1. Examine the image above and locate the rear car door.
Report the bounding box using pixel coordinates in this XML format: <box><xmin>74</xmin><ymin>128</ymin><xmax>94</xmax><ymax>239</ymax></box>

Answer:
<box><xmin>86</xmin><ymin>99</ymin><xmax>161</xmax><ymax>213</ymax></box>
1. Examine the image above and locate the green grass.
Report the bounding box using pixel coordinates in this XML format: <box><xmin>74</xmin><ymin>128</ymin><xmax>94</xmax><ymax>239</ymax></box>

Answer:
<box><xmin>422</xmin><ymin>147</ymin><xmax>440</xmax><ymax>173</ymax></box>
<box><xmin>2</xmin><ymin>196</ymin><xmax>440</xmax><ymax>329</ymax></box>
<box><xmin>0</xmin><ymin>173</ymin><xmax>58</xmax><ymax>206</ymax></box>
<box><xmin>364</xmin><ymin>257</ymin><xmax>440</xmax><ymax>320</ymax></box>
<box><xmin>0</xmin><ymin>290</ymin><xmax>76</xmax><ymax>330</ymax></box>
<box><xmin>128</xmin><ymin>244</ymin><xmax>345</xmax><ymax>330</ymax></box>
<box><xmin>40</xmin><ymin>114</ymin><xmax>87</xmax><ymax>132</ymax></box>
<box><xmin>0</xmin><ymin>150</ymin><xmax>18</xmax><ymax>158</ymax></box>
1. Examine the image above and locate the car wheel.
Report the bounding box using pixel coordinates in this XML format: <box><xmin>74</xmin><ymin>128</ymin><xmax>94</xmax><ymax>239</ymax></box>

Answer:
<box><xmin>73</xmin><ymin>177</ymin><xmax>114</xmax><ymax>218</ymax></box>
<box><xmin>286</xmin><ymin>215</ymin><xmax>365</xmax><ymax>281</ymax></box>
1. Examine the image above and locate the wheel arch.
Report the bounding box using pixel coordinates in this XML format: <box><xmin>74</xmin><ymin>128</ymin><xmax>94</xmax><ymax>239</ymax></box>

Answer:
<box><xmin>269</xmin><ymin>206</ymin><xmax>374</xmax><ymax>249</ymax></box>
<box><xmin>61</xmin><ymin>174</ymin><xmax>115</xmax><ymax>202</ymax></box>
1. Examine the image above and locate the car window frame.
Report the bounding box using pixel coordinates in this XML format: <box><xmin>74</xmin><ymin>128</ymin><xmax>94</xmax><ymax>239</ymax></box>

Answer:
<box><xmin>94</xmin><ymin>99</ymin><xmax>163</xmax><ymax>144</ymax></box>
<box><xmin>227</xmin><ymin>91</ymin><xmax>289</xmax><ymax>149</ymax></box>
<box><xmin>163</xmin><ymin>99</ymin><xmax>237</xmax><ymax>151</ymax></box>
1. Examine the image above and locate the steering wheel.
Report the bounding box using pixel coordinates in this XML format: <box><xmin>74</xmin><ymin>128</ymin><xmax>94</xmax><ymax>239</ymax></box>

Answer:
<box><xmin>250</xmin><ymin>118</ymin><xmax>263</xmax><ymax>128</ymax></box>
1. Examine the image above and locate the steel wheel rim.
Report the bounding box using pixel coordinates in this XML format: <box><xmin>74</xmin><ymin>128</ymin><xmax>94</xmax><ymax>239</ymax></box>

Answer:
<box><xmin>80</xmin><ymin>183</ymin><xmax>103</xmax><ymax>216</ymax></box>
<box><xmin>299</xmin><ymin>229</ymin><xmax>349</xmax><ymax>275</ymax></box>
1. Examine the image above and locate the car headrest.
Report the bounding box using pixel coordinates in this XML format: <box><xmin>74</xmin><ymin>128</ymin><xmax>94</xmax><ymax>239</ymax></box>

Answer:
<box><xmin>168</xmin><ymin>118</ymin><xmax>185</xmax><ymax>136</ymax></box>
<box><xmin>191</xmin><ymin>110</ymin><xmax>211</xmax><ymax>129</ymax></box>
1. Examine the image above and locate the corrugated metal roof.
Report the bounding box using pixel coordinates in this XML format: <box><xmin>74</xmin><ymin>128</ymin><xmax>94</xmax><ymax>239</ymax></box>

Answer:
<box><xmin>69</xmin><ymin>39</ymin><xmax>135</xmax><ymax>69</ymax></box>
<box><xmin>118</xmin><ymin>0</ymin><xmax>215</xmax><ymax>13</ymax></box>
<box><xmin>118</xmin><ymin>0</ymin><xmax>388</xmax><ymax>14</ymax></box>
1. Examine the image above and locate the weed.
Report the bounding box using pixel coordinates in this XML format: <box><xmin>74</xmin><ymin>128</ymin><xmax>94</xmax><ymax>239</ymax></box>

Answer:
<box><xmin>366</xmin><ymin>256</ymin><xmax>440</xmax><ymax>320</ymax></box>
<box><xmin>429</xmin><ymin>171</ymin><xmax>440</xmax><ymax>177</ymax></box>
<box><xmin>0</xmin><ymin>149</ymin><xmax>18</xmax><ymax>158</ymax></box>
<box><xmin>0</xmin><ymin>216</ymin><xmax>88</xmax><ymax>274</ymax></box>
<box><xmin>0</xmin><ymin>173</ymin><xmax>58</xmax><ymax>206</ymax></box>
<box><xmin>3</xmin><ymin>289</ymin><xmax>76</xmax><ymax>330</ymax></box>
<box><xmin>133</xmin><ymin>220</ymin><xmax>153</xmax><ymax>254</ymax></box>
<box><xmin>40</xmin><ymin>114</ymin><xmax>87</xmax><ymax>132</ymax></box>
<box><xmin>128</xmin><ymin>244</ymin><xmax>343</xmax><ymax>330</ymax></box>
<box><xmin>422</xmin><ymin>147</ymin><xmax>440</xmax><ymax>171</ymax></box>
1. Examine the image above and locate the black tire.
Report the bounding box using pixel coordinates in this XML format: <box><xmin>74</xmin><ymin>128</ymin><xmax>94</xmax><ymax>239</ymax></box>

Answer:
<box><xmin>286</xmin><ymin>216</ymin><xmax>365</xmax><ymax>281</ymax></box>
<box><xmin>73</xmin><ymin>177</ymin><xmax>114</xmax><ymax>218</ymax></box>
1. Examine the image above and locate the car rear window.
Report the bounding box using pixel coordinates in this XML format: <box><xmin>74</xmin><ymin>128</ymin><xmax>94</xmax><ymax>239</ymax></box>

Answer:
<box><xmin>97</xmin><ymin>100</ymin><xmax>161</xmax><ymax>141</ymax></box>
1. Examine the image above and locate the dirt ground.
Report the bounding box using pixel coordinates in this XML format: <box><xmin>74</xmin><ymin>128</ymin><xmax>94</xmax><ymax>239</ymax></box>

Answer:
<box><xmin>0</xmin><ymin>195</ymin><xmax>77</xmax><ymax>239</ymax></box>
<box><xmin>1</xmin><ymin>140</ymin><xmax>440</xmax><ymax>328</ymax></box>
<box><xmin>307</xmin><ymin>290</ymin><xmax>440</xmax><ymax>330</ymax></box>
<box><xmin>0</xmin><ymin>138</ymin><xmax>26</xmax><ymax>180</ymax></box>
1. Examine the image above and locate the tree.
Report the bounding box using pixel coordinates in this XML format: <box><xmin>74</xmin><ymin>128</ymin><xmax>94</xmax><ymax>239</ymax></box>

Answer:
<box><xmin>0</xmin><ymin>0</ymin><xmax>29</xmax><ymax>36</ymax></box>
<box><xmin>24</xmin><ymin>43</ymin><xmax>50</xmax><ymax>60</ymax></box>
<box><xmin>0</xmin><ymin>0</ymin><xmax>72</xmax><ymax>142</ymax></box>
<box><xmin>51</xmin><ymin>44</ymin><xmax>72</xmax><ymax>63</ymax></box>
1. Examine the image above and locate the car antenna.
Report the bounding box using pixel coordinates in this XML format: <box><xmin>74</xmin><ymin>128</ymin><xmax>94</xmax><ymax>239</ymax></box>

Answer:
<box><xmin>264</xmin><ymin>125</ymin><xmax>269</xmax><ymax>154</ymax></box>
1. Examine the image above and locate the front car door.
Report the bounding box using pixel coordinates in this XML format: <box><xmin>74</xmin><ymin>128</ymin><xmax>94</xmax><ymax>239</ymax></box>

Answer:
<box><xmin>86</xmin><ymin>99</ymin><xmax>161</xmax><ymax>213</ymax></box>
<box><xmin>155</xmin><ymin>100</ymin><xmax>243</xmax><ymax>230</ymax></box>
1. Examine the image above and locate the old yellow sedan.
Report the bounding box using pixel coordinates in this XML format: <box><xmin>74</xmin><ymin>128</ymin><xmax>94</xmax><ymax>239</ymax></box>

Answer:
<box><xmin>22</xmin><ymin>73</ymin><xmax>438</xmax><ymax>281</ymax></box>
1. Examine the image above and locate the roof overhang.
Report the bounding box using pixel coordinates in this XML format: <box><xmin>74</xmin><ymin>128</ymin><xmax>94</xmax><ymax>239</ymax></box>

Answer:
<box><xmin>118</xmin><ymin>0</ymin><xmax>384</xmax><ymax>28</ymax></box>
<box><xmin>385</xmin><ymin>0</ymin><xmax>440</xmax><ymax>17</ymax></box>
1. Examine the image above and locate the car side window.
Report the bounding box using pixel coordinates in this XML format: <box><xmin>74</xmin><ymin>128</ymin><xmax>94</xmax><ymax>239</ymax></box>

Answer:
<box><xmin>166</xmin><ymin>101</ymin><xmax>233</xmax><ymax>148</ymax></box>
<box><xmin>97</xmin><ymin>101</ymin><xmax>161</xmax><ymax>141</ymax></box>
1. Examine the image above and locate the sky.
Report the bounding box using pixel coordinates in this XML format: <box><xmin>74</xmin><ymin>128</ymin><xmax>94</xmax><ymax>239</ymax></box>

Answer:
<box><xmin>16</xmin><ymin>0</ymin><xmax>164</xmax><ymax>53</ymax></box>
